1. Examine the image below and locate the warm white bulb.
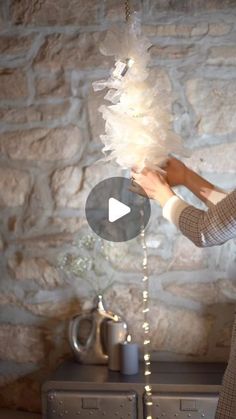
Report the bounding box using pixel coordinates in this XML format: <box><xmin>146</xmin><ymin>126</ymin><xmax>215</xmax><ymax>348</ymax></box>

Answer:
<box><xmin>127</xmin><ymin>334</ymin><xmax>132</xmax><ymax>343</ymax></box>
<box><xmin>145</xmin><ymin>367</ymin><xmax>151</xmax><ymax>374</ymax></box>
<box><xmin>127</xmin><ymin>58</ymin><xmax>135</xmax><ymax>67</ymax></box>
<box><xmin>143</xmin><ymin>308</ymin><xmax>149</xmax><ymax>313</ymax></box>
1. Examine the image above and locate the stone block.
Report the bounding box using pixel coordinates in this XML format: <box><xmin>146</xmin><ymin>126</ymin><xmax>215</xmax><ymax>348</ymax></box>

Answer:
<box><xmin>8</xmin><ymin>254</ymin><xmax>63</xmax><ymax>289</ymax></box>
<box><xmin>79</xmin><ymin>162</ymin><xmax>123</xmax><ymax>204</ymax></box>
<box><xmin>143</xmin><ymin>23</ymin><xmax>209</xmax><ymax>38</ymax></box>
<box><xmin>17</xmin><ymin>181</ymin><xmax>54</xmax><ymax>235</ymax></box>
<box><xmin>11</xmin><ymin>0</ymin><xmax>99</xmax><ymax>26</ymax></box>
<box><xmin>0</xmin><ymin>35</ymin><xmax>34</xmax><ymax>55</ymax></box>
<box><xmin>208</xmin><ymin>23</ymin><xmax>232</xmax><ymax>36</ymax></box>
<box><xmin>49</xmin><ymin>216</ymin><xmax>86</xmax><ymax>234</ymax></box>
<box><xmin>176</xmin><ymin>23</ymin><xmax>208</xmax><ymax>37</ymax></box>
<box><xmin>105</xmin><ymin>284</ymin><xmax>213</xmax><ymax>356</ymax></box>
<box><xmin>186</xmin><ymin>79</ymin><xmax>236</xmax><ymax>134</ymax></box>
<box><xmin>0</xmin><ymin>324</ymin><xmax>48</xmax><ymax>363</ymax></box>
<box><xmin>147</xmin><ymin>0</ymin><xmax>236</xmax><ymax>13</ymax></box>
<box><xmin>191</xmin><ymin>23</ymin><xmax>210</xmax><ymax>37</ymax></box>
<box><xmin>169</xmin><ymin>236</ymin><xmax>207</xmax><ymax>270</ymax></box>
<box><xmin>51</xmin><ymin>165</ymin><xmax>84</xmax><ymax>208</ymax></box>
<box><xmin>0</xmin><ymin>292</ymin><xmax>17</xmax><ymax>306</ymax></box>
<box><xmin>0</xmin><ymin>293</ymin><xmax>81</xmax><ymax>320</ymax></box>
<box><xmin>21</xmin><ymin>298</ymin><xmax>81</xmax><ymax>320</ymax></box>
<box><xmin>151</xmin><ymin>303</ymin><xmax>213</xmax><ymax>356</ymax></box>
<box><xmin>0</xmin><ymin>168</ymin><xmax>30</xmax><ymax>207</ymax></box>
<box><xmin>87</xmin><ymin>88</ymin><xmax>106</xmax><ymax>144</ymax></box>
<box><xmin>148</xmin><ymin>67</ymin><xmax>173</xmax><ymax>111</ymax></box>
<box><xmin>163</xmin><ymin>276</ymin><xmax>236</xmax><ymax>306</ymax></box>
<box><xmin>150</xmin><ymin>44</ymin><xmax>196</xmax><ymax>60</ymax></box>
<box><xmin>0</xmin><ymin>234</ymin><xmax>4</xmax><ymax>251</ymax></box>
<box><xmin>0</xmin><ymin>69</ymin><xmax>27</xmax><ymax>100</ymax></box>
<box><xmin>216</xmin><ymin>321</ymin><xmax>234</xmax><ymax>348</ymax></box>
<box><xmin>104</xmin><ymin>0</ymin><xmax>140</xmax><ymax>21</ymax></box>
<box><xmin>34</xmin><ymin>102</ymin><xmax>70</xmax><ymax>121</ymax></box>
<box><xmin>183</xmin><ymin>142</ymin><xmax>236</xmax><ymax>173</ymax></box>
<box><xmin>0</xmin><ymin>102</ymin><xmax>70</xmax><ymax>123</ymax></box>
<box><xmin>0</xmin><ymin>126</ymin><xmax>84</xmax><ymax>161</ymax></box>
<box><xmin>126</xmin><ymin>254</ymin><xmax>168</xmax><ymax>274</ymax></box>
<box><xmin>163</xmin><ymin>281</ymin><xmax>220</xmax><ymax>305</ymax></box>
<box><xmin>15</xmin><ymin>234</ymin><xmax>75</xmax><ymax>250</ymax></box>
<box><xmin>35</xmin><ymin>71</ymin><xmax>70</xmax><ymax>98</ymax></box>
<box><xmin>0</xmin><ymin>5</ymin><xmax>4</xmax><ymax>29</ymax></box>
<box><xmin>218</xmin><ymin>278</ymin><xmax>236</xmax><ymax>301</ymax></box>
<box><xmin>103</xmin><ymin>240</ymin><xmax>167</xmax><ymax>273</ymax></box>
<box><xmin>34</xmin><ymin>33</ymin><xmax>112</xmax><ymax>71</ymax></box>
<box><xmin>0</xmin><ymin>107</ymin><xmax>41</xmax><ymax>124</ymax></box>
<box><xmin>207</xmin><ymin>46</ymin><xmax>236</xmax><ymax>66</ymax></box>
<box><xmin>142</xmin><ymin>25</ymin><xmax>157</xmax><ymax>37</ymax></box>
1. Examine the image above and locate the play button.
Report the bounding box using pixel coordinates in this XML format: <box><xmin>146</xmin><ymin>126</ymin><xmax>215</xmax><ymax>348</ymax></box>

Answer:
<box><xmin>108</xmin><ymin>198</ymin><xmax>131</xmax><ymax>222</ymax></box>
<box><xmin>85</xmin><ymin>177</ymin><xmax>151</xmax><ymax>242</ymax></box>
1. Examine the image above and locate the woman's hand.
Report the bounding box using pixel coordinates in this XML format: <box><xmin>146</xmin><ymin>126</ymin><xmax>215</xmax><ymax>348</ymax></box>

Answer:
<box><xmin>165</xmin><ymin>157</ymin><xmax>187</xmax><ymax>187</ymax></box>
<box><xmin>130</xmin><ymin>167</ymin><xmax>175</xmax><ymax>207</ymax></box>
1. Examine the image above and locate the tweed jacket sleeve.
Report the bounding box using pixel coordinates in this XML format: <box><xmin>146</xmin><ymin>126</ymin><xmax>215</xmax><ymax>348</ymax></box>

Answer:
<box><xmin>164</xmin><ymin>189</ymin><xmax>236</xmax><ymax>419</ymax></box>
<box><xmin>163</xmin><ymin>190</ymin><xmax>236</xmax><ymax>247</ymax></box>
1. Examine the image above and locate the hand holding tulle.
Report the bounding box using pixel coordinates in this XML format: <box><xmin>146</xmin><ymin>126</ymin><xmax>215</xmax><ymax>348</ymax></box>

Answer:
<box><xmin>130</xmin><ymin>167</ymin><xmax>175</xmax><ymax>207</ymax></box>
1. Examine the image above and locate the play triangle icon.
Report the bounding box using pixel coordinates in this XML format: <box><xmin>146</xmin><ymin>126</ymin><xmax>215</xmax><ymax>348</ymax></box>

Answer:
<box><xmin>108</xmin><ymin>197</ymin><xmax>131</xmax><ymax>223</ymax></box>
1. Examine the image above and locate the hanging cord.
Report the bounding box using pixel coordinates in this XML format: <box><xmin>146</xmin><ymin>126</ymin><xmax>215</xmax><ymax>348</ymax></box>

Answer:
<box><xmin>125</xmin><ymin>0</ymin><xmax>131</xmax><ymax>21</ymax></box>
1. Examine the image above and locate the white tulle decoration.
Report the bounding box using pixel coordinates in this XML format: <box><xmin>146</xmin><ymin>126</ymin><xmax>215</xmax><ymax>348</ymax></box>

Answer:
<box><xmin>93</xmin><ymin>12</ymin><xmax>187</xmax><ymax>171</ymax></box>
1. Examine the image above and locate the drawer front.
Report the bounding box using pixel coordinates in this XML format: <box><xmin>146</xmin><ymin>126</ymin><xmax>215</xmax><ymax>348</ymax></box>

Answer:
<box><xmin>45</xmin><ymin>390</ymin><xmax>137</xmax><ymax>419</ymax></box>
<box><xmin>149</xmin><ymin>394</ymin><xmax>218</xmax><ymax>419</ymax></box>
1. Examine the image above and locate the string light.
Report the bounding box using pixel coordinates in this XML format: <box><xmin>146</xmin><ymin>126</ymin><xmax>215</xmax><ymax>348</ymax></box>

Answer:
<box><xmin>140</xmin><ymin>223</ymin><xmax>153</xmax><ymax>418</ymax></box>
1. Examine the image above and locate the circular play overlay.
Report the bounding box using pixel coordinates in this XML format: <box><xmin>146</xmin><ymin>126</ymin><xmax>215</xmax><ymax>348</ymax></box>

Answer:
<box><xmin>85</xmin><ymin>177</ymin><xmax>151</xmax><ymax>242</ymax></box>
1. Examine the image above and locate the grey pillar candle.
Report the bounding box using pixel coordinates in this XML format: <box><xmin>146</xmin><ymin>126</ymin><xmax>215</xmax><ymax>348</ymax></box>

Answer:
<box><xmin>120</xmin><ymin>336</ymin><xmax>139</xmax><ymax>375</ymax></box>
<box><xmin>107</xmin><ymin>320</ymin><xmax>127</xmax><ymax>371</ymax></box>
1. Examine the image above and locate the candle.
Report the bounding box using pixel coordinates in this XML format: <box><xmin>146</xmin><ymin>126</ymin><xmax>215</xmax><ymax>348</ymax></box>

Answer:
<box><xmin>107</xmin><ymin>320</ymin><xmax>127</xmax><ymax>371</ymax></box>
<box><xmin>120</xmin><ymin>334</ymin><xmax>139</xmax><ymax>375</ymax></box>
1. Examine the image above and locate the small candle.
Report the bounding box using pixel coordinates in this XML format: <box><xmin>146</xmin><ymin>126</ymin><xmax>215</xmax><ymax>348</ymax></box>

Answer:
<box><xmin>107</xmin><ymin>320</ymin><xmax>127</xmax><ymax>371</ymax></box>
<box><xmin>120</xmin><ymin>334</ymin><xmax>139</xmax><ymax>375</ymax></box>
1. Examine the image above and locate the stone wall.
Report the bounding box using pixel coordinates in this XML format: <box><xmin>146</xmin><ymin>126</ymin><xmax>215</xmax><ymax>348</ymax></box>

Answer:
<box><xmin>0</xmin><ymin>0</ymin><xmax>236</xmax><ymax>413</ymax></box>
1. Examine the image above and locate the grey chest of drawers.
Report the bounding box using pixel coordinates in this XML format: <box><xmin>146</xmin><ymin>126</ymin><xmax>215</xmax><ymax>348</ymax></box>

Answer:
<box><xmin>42</xmin><ymin>361</ymin><xmax>226</xmax><ymax>419</ymax></box>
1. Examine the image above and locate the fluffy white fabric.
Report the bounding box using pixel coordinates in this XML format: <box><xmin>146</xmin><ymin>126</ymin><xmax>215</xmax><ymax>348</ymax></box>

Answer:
<box><xmin>93</xmin><ymin>13</ymin><xmax>187</xmax><ymax>171</ymax></box>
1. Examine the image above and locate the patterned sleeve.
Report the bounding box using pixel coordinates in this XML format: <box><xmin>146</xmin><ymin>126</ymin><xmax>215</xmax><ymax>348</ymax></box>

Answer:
<box><xmin>178</xmin><ymin>190</ymin><xmax>236</xmax><ymax>247</ymax></box>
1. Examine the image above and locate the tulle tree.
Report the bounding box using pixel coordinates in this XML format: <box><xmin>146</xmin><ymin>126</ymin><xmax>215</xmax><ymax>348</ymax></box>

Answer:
<box><xmin>93</xmin><ymin>13</ymin><xmax>186</xmax><ymax>172</ymax></box>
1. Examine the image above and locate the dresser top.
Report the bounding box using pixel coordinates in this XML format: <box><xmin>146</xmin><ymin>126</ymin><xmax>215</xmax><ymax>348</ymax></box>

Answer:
<box><xmin>43</xmin><ymin>360</ymin><xmax>226</xmax><ymax>393</ymax></box>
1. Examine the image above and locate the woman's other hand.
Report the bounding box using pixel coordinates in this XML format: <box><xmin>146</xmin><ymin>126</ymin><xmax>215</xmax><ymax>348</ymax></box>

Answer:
<box><xmin>165</xmin><ymin>157</ymin><xmax>187</xmax><ymax>187</ymax></box>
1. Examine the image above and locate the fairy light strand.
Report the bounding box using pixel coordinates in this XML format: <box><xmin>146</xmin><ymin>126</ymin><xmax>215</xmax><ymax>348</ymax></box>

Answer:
<box><xmin>140</xmin><ymin>214</ymin><xmax>153</xmax><ymax>419</ymax></box>
<box><xmin>124</xmin><ymin>2</ymin><xmax>153</xmax><ymax>416</ymax></box>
